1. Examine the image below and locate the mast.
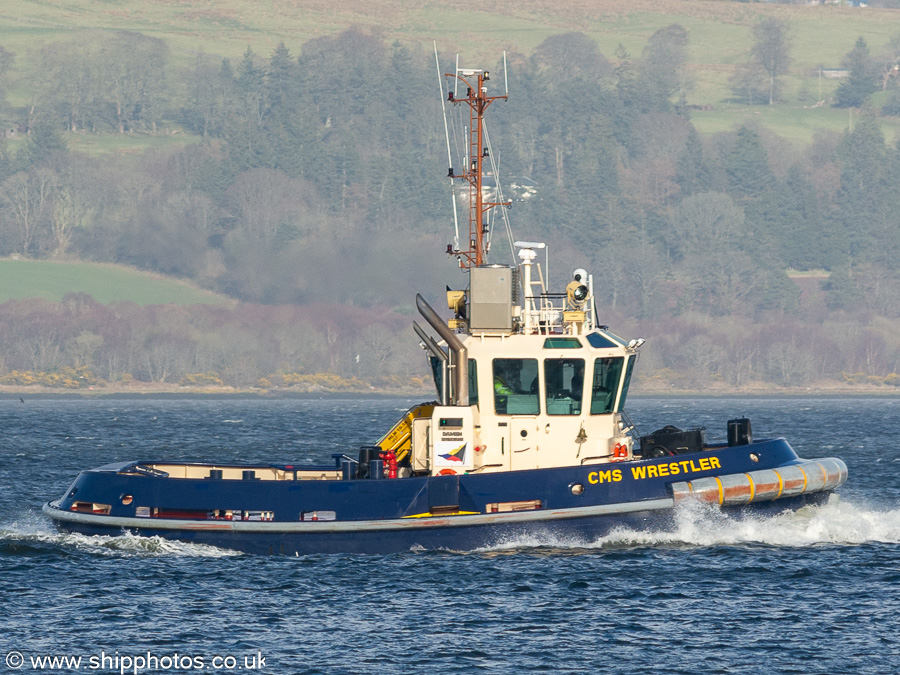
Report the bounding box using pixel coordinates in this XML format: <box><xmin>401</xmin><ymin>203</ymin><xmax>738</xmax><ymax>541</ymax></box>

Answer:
<box><xmin>445</xmin><ymin>68</ymin><xmax>509</xmax><ymax>269</ymax></box>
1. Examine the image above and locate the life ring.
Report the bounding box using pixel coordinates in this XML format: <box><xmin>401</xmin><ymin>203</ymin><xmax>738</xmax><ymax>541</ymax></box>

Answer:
<box><xmin>438</xmin><ymin>468</ymin><xmax>457</xmax><ymax>476</ymax></box>
<box><xmin>612</xmin><ymin>443</ymin><xmax>629</xmax><ymax>461</ymax></box>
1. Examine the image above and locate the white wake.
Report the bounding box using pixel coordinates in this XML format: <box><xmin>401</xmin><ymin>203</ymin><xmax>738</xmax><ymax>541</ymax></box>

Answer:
<box><xmin>474</xmin><ymin>496</ymin><xmax>900</xmax><ymax>553</ymax></box>
<box><xmin>0</xmin><ymin>512</ymin><xmax>241</xmax><ymax>558</ymax></box>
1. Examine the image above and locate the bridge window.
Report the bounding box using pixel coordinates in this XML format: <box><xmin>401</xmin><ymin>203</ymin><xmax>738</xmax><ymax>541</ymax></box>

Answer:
<box><xmin>429</xmin><ymin>355</ymin><xmax>445</xmax><ymax>403</ymax></box>
<box><xmin>429</xmin><ymin>357</ymin><xmax>478</xmax><ymax>407</ymax></box>
<box><xmin>586</xmin><ymin>332</ymin><xmax>620</xmax><ymax>349</ymax></box>
<box><xmin>544</xmin><ymin>358</ymin><xmax>585</xmax><ymax>415</ymax></box>
<box><xmin>543</xmin><ymin>337</ymin><xmax>582</xmax><ymax>349</ymax></box>
<box><xmin>493</xmin><ymin>358</ymin><xmax>539</xmax><ymax>415</ymax></box>
<box><xmin>619</xmin><ymin>355</ymin><xmax>636</xmax><ymax>410</ymax></box>
<box><xmin>591</xmin><ymin>357</ymin><xmax>624</xmax><ymax>414</ymax></box>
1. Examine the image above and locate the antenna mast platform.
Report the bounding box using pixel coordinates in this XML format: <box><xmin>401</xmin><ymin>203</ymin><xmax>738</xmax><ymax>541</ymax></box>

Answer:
<box><xmin>445</xmin><ymin>68</ymin><xmax>509</xmax><ymax>269</ymax></box>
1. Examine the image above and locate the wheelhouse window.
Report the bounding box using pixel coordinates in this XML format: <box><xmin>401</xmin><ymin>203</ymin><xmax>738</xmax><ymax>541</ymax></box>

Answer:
<box><xmin>468</xmin><ymin>359</ymin><xmax>479</xmax><ymax>408</ymax></box>
<box><xmin>543</xmin><ymin>337</ymin><xmax>582</xmax><ymax>349</ymax></box>
<box><xmin>429</xmin><ymin>355</ymin><xmax>445</xmax><ymax>403</ymax></box>
<box><xmin>619</xmin><ymin>355</ymin><xmax>636</xmax><ymax>411</ymax></box>
<box><xmin>429</xmin><ymin>357</ymin><xmax>479</xmax><ymax>408</ymax></box>
<box><xmin>591</xmin><ymin>357</ymin><xmax>624</xmax><ymax>414</ymax></box>
<box><xmin>544</xmin><ymin>358</ymin><xmax>585</xmax><ymax>415</ymax></box>
<box><xmin>586</xmin><ymin>332</ymin><xmax>621</xmax><ymax>349</ymax></box>
<box><xmin>493</xmin><ymin>358</ymin><xmax>539</xmax><ymax>415</ymax></box>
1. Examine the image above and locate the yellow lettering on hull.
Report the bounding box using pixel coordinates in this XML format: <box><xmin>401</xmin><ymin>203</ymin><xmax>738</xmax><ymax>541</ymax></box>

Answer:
<box><xmin>619</xmin><ymin>455</ymin><xmax>724</xmax><ymax>484</ymax></box>
<box><xmin>588</xmin><ymin>469</ymin><xmax>623</xmax><ymax>484</ymax></box>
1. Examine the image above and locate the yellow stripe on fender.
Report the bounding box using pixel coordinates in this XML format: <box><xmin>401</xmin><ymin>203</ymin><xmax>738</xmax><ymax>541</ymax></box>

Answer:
<box><xmin>714</xmin><ymin>476</ymin><xmax>724</xmax><ymax>505</ymax></box>
<box><xmin>671</xmin><ymin>458</ymin><xmax>847</xmax><ymax>507</ymax></box>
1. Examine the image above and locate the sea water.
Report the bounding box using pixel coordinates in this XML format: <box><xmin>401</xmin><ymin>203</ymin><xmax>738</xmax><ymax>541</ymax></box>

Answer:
<box><xmin>1</xmin><ymin>396</ymin><xmax>898</xmax><ymax>674</ymax></box>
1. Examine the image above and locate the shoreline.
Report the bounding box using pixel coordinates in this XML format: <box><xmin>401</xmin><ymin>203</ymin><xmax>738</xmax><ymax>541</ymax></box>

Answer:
<box><xmin>1</xmin><ymin>382</ymin><xmax>899</xmax><ymax>399</ymax></box>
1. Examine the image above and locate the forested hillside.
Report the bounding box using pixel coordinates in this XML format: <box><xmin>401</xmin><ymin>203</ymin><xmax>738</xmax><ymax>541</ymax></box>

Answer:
<box><xmin>1</xmin><ymin>2</ymin><xmax>900</xmax><ymax>391</ymax></box>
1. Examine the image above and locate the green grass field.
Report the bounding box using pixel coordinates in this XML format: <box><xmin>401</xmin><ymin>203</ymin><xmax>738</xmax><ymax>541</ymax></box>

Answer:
<box><xmin>0</xmin><ymin>259</ymin><xmax>234</xmax><ymax>306</ymax></box>
<box><xmin>2</xmin><ymin>0</ymin><xmax>899</xmax><ymax>144</ymax></box>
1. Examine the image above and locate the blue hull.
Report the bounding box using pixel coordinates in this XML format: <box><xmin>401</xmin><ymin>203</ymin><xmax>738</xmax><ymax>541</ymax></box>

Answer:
<box><xmin>44</xmin><ymin>438</ymin><xmax>845</xmax><ymax>555</ymax></box>
<box><xmin>46</xmin><ymin>492</ymin><xmax>830</xmax><ymax>555</ymax></box>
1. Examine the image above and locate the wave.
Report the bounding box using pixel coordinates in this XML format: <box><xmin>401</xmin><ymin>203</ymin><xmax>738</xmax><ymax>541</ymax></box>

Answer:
<box><xmin>9</xmin><ymin>497</ymin><xmax>898</xmax><ymax>558</ymax></box>
<box><xmin>474</xmin><ymin>496</ymin><xmax>900</xmax><ymax>553</ymax></box>
<box><xmin>0</xmin><ymin>513</ymin><xmax>241</xmax><ymax>558</ymax></box>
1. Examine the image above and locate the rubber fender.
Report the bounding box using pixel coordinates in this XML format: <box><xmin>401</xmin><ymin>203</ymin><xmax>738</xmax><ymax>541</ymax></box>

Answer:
<box><xmin>746</xmin><ymin>469</ymin><xmax>782</xmax><ymax>502</ymax></box>
<box><xmin>818</xmin><ymin>457</ymin><xmax>848</xmax><ymax>490</ymax></box>
<box><xmin>671</xmin><ymin>458</ymin><xmax>848</xmax><ymax>506</ymax></box>
<box><xmin>719</xmin><ymin>473</ymin><xmax>755</xmax><ymax>505</ymax></box>
<box><xmin>677</xmin><ymin>476</ymin><xmax>723</xmax><ymax>505</ymax></box>
<box><xmin>777</xmin><ymin>464</ymin><xmax>809</xmax><ymax>498</ymax></box>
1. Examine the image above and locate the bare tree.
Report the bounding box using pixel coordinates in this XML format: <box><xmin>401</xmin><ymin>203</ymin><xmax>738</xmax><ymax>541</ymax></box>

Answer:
<box><xmin>36</xmin><ymin>39</ymin><xmax>98</xmax><ymax>133</ymax></box>
<box><xmin>50</xmin><ymin>182</ymin><xmax>92</xmax><ymax>258</ymax></box>
<box><xmin>751</xmin><ymin>18</ymin><xmax>792</xmax><ymax>106</ymax></box>
<box><xmin>878</xmin><ymin>33</ymin><xmax>900</xmax><ymax>91</ymax></box>
<box><xmin>97</xmin><ymin>32</ymin><xmax>169</xmax><ymax>133</ymax></box>
<box><xmin>0</xmin><ymin>168</ymin><xmax>57</xmax><ymax>256</ymax></box>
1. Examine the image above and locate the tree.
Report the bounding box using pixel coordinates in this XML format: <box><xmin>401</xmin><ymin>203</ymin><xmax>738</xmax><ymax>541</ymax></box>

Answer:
<box><xmin>224</xmin><ymin>47</ymin><xmax>272</xmax><ymax>171</ymax></box>
<box><xmin>834</xmin><ymin>37</ymin><xmax>879</xmax><ymax>108</ymax></box>
<box><xmin>35</xmin><ymin>39</ymin><xmax>98</xmax><ymax>133</ymax></box>
<box><xmin>751</xmin><ymin>18</ymin><xmax>791</xmax><ymax>106</ymax></box>
<box><xmin>0</xmin><ymin>168</ymin><xmax>56</xmax><ymax>256</ymax></box>
<box><xmin>50</xmin><ymin>182</ymin><xmax>92</xmax><ymax>258</ymax></box>
<box><xmin>97</xmin><ymin>32</ymin><xmax>169</xmax><ymax>133</ymax></box>
<box><xmin>0</xmin><ymin>44</ymin><xmax>14</xmax><ymax>109</ymax></box>
<box><xmin>776</xmin><ymin>165</ymin><xmax>830</xmax><ymax>271</ymax></box>
<box><xmin>180</xmin><ymin>53</ymin><xmax>233</xmax><ymax>137</ymax></box>
<box><xmin>531</xmin><ymin>32</ymin><xmax>612</xmax><ymax>85</ymax></box>
<box><xmin>675</xmin><ymin>127</ymin><xmax>714</xmax><ymax>196</ymax></box>
<box><xmin>639</xmin><ymin>24</ymin><xmax>690</xmax><ymax>113</ymax></box>
<box><xmin>17</xmin><ymin>114</ymin><xmax>67</xmax><ymax>169</ymax></box>
<box><xmin>877</xmin><ymin>33</ymin><xmax>900</xmax><ymax>92</ymax></box>
<box><xmin>668</xmin><ymin>191</ymin><xmax>744</xmax><ymax>261</ymax></box>
<box><xmin>724</xmin><ymin>126</ymin><xmax>775</xmax><ymax>202</ymax></box>
<box><xmin>836</xmin><ymin>111</ymin><xmax>887</xmax><ymax>267</ymax></box>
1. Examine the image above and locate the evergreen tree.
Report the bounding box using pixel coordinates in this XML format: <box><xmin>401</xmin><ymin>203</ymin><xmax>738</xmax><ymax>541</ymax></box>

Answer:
<box><xmin>837</xmin><ymin>111</ymin><xmax>886</xmax><ymax>267</ymax></box>
<box><xmin>264</xmin><ymin>43</ymin><xmax>306</xmax><ymax>176</ymax></box>
<box><xmin>834</xmin><ymin>37</ymin><xmax>879</xmax><ymax>108</ymax></box>
<box><xmin>224</xmin><ymin>47</ymin><xmax>273</xmax><ymax>171</ymax></box>
<box><xmin>614</xmin><ymin>44</ymin><xmax>652</xmax><ymax>120</ymax></box>
<box><xmin>675</xmin><ymin>127</ymin><xmax>714</xmax><ymax>196</ymax></box>
<box><xmin>776</xmin><ymin>165</ymin><xmax>831</xmax><ymax>271</ymax></box>
<box><xmin>823</xmin><ymin>265</ymin><xmax>864</xmax><ymax>310</ymax></box>
<box><xmin>723</xmin><ymin>126</ymin><xmax>782</xmax><ymax>259</ymax></box>
<box><xmin>725</xmin><ymin>127</ymin><xmax>774</xmax><ymax>201</ymax></box>
<box><xmin>18</xmin><ymin>114</ymin><xmax>67</xmax><ymax>169</ymax></box>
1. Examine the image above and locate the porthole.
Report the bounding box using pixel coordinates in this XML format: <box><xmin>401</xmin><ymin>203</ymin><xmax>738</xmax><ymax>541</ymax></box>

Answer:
<box><xmin>570</xmin><ymin>483</ymin><xmax>585</xmax><ymax>496</ymax></box>
<box><xmin>121</xmin><ymin>494</ymin><xmax>133</xmax><ymax>505</ymax></box>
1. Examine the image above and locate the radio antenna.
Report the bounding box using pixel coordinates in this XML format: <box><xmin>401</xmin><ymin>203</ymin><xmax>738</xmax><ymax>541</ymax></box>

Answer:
<box><xmin>434</xmin><ymin>42</ymin><xmax>460</xmax><ymax>250</ymax></box>
<box><xmin>503</xmin><ymin>50</ymin><xmax>509</xmax><ymax>96</ymax></box>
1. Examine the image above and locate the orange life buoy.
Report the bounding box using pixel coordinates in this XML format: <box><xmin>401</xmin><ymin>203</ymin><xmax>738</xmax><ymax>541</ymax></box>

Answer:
<box><xmin>438</xmin><ymin>468</ymin><xmax>457</xmax><ymax>476</ymax></box>
<box><xmin>612</xmin><ymin>443</ymin><xmax>629</xmax><ymax>461</ymax></box>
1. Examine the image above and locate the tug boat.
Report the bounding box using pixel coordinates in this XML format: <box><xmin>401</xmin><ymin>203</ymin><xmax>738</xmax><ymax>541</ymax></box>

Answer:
<box><xmin>44</xmin><ymin>63</ymin><xmax>847</xmax><ymax>555</ymax></box>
